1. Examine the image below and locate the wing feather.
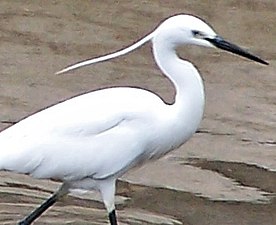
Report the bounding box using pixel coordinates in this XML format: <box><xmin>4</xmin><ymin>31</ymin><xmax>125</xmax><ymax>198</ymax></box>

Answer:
<box><xmin>0</xmin><ymin>87</ymin><xmax>165</xmax><ymax>181</ymax></box>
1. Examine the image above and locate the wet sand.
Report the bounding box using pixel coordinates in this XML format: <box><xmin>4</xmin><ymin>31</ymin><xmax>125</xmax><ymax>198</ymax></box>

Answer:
<box><xmin>0</xmin><ymin>1</ymin><xmax>275</xmax><ymax>224</ymax></box>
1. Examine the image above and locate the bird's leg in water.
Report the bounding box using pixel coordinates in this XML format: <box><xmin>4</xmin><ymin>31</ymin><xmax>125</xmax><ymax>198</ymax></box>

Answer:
<box><xmin>108</xmin><ymin>209</ymin><xmax>118</xmax><ymax>225</ymax></box>
<box><xmin>17</xmin><ymin>183</ymin><xmax>69</xmax><ymax>225</ymax></box>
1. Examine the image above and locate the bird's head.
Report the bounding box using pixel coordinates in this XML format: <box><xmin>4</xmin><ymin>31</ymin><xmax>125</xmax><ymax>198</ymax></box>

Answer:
<box><xmin>56</xmin><ymin>14</ymin><xmax>268</xmax><ymax>75</ymax></box>
<box><xmin>153</xmin><ymin>14</ymin><xmax>268</xmax><ymax>65</ymax></box>
<box><xmin>154</xmin><ymin>15</ymin><xmax>216</xmax><ymax>47</ymax></box>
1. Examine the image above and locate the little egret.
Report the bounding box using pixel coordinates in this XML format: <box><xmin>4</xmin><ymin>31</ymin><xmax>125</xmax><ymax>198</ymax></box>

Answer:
<box><xmin>0</xmin><ymin>14</ymin><xmax>268</xmax><ymax>225</ymax></box>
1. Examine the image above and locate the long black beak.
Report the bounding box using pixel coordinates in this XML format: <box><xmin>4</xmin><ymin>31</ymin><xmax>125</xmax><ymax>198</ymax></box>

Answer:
<box><xmin>205</xmin><ymin>36</ymin><xmax>268</xmax><ymax>65</ymax></box>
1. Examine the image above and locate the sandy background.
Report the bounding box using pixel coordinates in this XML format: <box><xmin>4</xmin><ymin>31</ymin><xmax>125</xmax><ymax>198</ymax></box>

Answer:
<box><xmin>0</xmin><ymin>0</ymin><xmax>275</xmax><ymax>224</ymax></box>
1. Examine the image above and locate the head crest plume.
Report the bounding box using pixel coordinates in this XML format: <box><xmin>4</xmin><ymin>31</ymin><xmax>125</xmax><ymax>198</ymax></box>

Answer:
<box><xmin>56</xmin><ymin>31</ymin><xmax>156</xmax><ymax>75</ymax></box>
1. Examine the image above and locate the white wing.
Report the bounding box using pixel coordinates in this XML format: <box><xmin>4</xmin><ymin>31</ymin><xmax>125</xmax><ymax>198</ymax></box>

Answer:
<box><xmin>0</xmin><ymin>87</ymin><xmax>168</xmax><ymax>181</ymax></box>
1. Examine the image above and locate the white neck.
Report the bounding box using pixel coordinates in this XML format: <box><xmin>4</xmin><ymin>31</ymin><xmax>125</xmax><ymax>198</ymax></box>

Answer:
<box><xmin>152</xmin><ymin>35</ymin><xmax>205</xmax><ymax>142</ymax></box>
<box><xmin>55</xmin><ymin>27</ymin><xmax>206</xmax><ymax>150</ymax></box>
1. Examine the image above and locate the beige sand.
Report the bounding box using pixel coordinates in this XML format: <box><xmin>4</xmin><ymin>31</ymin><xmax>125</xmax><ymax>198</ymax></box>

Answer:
<box><xmin>0</xmin><ymin>1</ymin><xmax>275</xmax><ymax>224</ymax></box>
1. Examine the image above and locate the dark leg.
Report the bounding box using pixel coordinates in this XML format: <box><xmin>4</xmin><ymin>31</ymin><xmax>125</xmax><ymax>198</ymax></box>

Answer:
<box><xmin>17</xmin><ymin>192</ymin><xmax>58</xmax><ymax>225</ymax></box>
<box><xmin>17</xmin><ymin>183</ymin><xmax>69</xmax><ymax>225</ymax></box>
<box><xmin>108</xmin><ymin>209</ymin><xmax>118</xmax><ymax>225</ymax></box>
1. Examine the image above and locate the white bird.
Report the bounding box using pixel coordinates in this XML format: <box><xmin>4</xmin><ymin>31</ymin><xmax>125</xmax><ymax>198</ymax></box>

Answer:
<box><xmin>0</xmin><ymin>14</ymin><xmax>267</xmax><ymax>225</ymax></box>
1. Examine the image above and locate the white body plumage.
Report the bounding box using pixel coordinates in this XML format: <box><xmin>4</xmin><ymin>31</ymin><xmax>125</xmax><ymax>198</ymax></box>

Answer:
<box><xmin>0</xmin><ymin>15</ymin><xmax>266</xmax><ymax>224</ymax></box>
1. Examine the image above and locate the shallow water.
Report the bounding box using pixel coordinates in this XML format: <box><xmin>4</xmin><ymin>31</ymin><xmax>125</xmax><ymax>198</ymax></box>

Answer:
<box><xmin>0</xmin><ymin>0</ymin><xmax>275</xmax><ymax>224</ymax></box>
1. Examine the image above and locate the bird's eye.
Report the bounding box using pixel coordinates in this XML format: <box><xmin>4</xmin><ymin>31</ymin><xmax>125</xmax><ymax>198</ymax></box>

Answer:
<box><xmin>192</xmin><ymin>30</ymin><xmax>204</xmax><ymax>38</ymax></box>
